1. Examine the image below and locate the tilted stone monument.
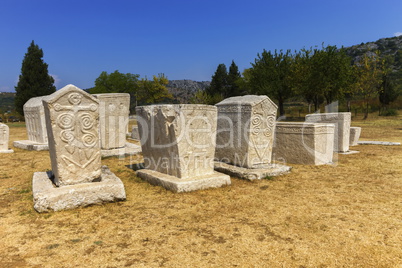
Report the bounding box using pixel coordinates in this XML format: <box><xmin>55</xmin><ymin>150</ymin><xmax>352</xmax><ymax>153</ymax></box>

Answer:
<box><xmin>349</xmin><ymin>126</ymin><xmax>361</xmax><ymax>146</ymax></box>
<box><xmin>93</xmin><ymin>93</ymin><xmax>141</xmax><ymax>157</ymax></box>
<box><xmin>273</xmin><ymin>122</ymin><xmax>335</xmax><ymax>165</ymax></box>
<box><xmin>130</xmin><ymin>125</ymin><xmax>139</xmax><ymax>140</ymax></box>
<box><xmin>135</xmin><ymin>104</ymin><xmax>231</xmax><ymax>192</ymax></box>
<box><xmin>32</xmin><ymin>84</ymin><xmax>126</xmax><ymax>212</ymax></box>
<box><xmin>214</xmin><ymin>95</ymin><xmax>291</xmax><ymax>180</ymax></box>
<box><xmin>0</xmin><ymin>123</ymin><xmax>13</xmax><ymax>153</ymax></box>
<box><xmin>305</xmin><ymin>112</ymin><xmax>351</xmax><ymax>153</ymax></box>
<box><xmin>13</xmin><ymin>96</ymin><xmax>49</xmax><ymax>151</ymax></box>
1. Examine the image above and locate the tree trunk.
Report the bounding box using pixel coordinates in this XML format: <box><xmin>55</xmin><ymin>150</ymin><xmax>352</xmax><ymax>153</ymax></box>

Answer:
<box><xmin>363</xmin><ymin>101</ymin><xmax>369</xmax><ymax>120</ymax></box>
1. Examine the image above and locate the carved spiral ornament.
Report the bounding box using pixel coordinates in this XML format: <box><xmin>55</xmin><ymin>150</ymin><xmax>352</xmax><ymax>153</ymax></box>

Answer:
<box><xmin>57</xmin><ymin>113</ymin><xmax>74</xmax><ymax>129</ymax></box>
<box><xmin>60</xmin><ymin>130</ymin><xmax>75</xmax><ymax>143</ymax></box>
<box><xmin>68</xmin><ymin>93</ymin><xmax>82</xmax><ymax>105</ymax></box>
<box><xmin>82</xmin><ymin>133</ymin><xmax>97</xmax><ymax>147</ymax></box>
<box><xmin>79</xmin><ymin>113</ymin><xmax>94</xmax><ymax>130</ymax></box>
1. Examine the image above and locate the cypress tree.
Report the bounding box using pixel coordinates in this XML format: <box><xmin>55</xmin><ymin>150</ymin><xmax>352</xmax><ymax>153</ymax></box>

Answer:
<box><xmin>206</xmin><ymin>63</ymin><xmax>228</xmax><ymax>97</ymax></box>
<box><xmin>227</xmin><ymin>60</ymin><xmax>242</xmax><ymax>97</ymax></box>
<box><xmin>15</xmin><ymin>41</ymin><xmax>56</xmax><ymax>116</ymax></box>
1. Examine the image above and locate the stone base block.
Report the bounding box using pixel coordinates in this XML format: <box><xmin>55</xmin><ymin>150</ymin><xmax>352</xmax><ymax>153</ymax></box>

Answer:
<box><xmin>136</xmin><ymin>169</ymin><xmax>231</xmax><ymax>193</ymax></box>
<box><xmin>358</xmin><ymin>141</ymin><xmax>401</xmax><ymax>146</ymax></box>
<box><xmin>13</xmin><ymin>140</ymin><xmax>49</xmax><ymax>151</ymax></box>
<box><xmin>214</xmin><ymin>161</ymin><xmax>291</xmax><ymax>181</ymax></box>
<box><xmin>101</xmin><ymin>142</ymin><xmax>141</xmax><ymax>157</ymax></box>
<box><xmin>338</xmin><ymin>150</ymin><xmax>360</xmax><ymax>155</ymax></box>
<box><xmin>33</xmin><ymin>166</ymin><xmax>126</xmax><ymax>212</ymax></box>
<box><xmin>0</xmin><ymin>149</ymin><xmax>14</xmax><ymax>153</ymax></box>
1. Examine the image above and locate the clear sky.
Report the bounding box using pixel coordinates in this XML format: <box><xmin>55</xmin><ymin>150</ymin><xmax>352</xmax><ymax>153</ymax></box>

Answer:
<box><xmin>1</xmin><ymin>0</ymin><xmax>401</xmax><ymax>92</ymax></box>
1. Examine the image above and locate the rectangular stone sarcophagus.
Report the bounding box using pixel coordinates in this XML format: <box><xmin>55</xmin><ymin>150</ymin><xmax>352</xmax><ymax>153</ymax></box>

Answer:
<box><xmin>215</xmin><ymin>95</ymin><xmax>277</xmax><ymax>169</ymax></box>
<box><xmin>273</xmin><ymin>122</ymin><xmax>335</xmax><ymax>165</ymax></box>
<box><xmin>305</xmin><ymin>112</ymin><xmax>351</xmax><ymax>153</ymax></box>
<box><xmin>135</xmin><ymin>104</ymin><xmax>230</xmax><ymax>192</ymax></box>
<box><xmin>43</xmin><ymin>84</ymin><xmax>102</xmax><ymax>186</ymax></box>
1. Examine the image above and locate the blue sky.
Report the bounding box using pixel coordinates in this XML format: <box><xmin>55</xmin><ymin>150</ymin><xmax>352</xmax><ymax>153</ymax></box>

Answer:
<box><xmin>1</xmin><ymin>0</ymin><xmax>401</xmax><ymax>92</ymax></box>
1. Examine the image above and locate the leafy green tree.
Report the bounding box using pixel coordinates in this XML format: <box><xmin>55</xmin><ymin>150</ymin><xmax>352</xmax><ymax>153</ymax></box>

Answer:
<box><xmin>137</xmin><ymin>74</ymin><xmax>173</xmax><ymax>105</ymax></box>
<box><xmin>15</xmin><ymin>41</ymin><xmax>56</xmax><ymax>116</ymax></box>
<box><xmin>227</xmin><ymin>60</ymin><xmax>242</xmax><ymax>97</ymax></box>
<box><xmin>249</xmin><ymin>49</ymin><xmax>294</xmax><ymax>116</ymax></box>
<box><xmin>379</xmin><ymin>72</ymin><xmax>399</xmax><ymax>114</ymax></box>
<box><xmin>90</xmin><ymin>70</ymin><xmax>140</xmax><ymax>113</ymax></box>
<box><xmin>352</xmin><ymin>51</ymin><xmax>383</xmax><ymax>119</ymax></box>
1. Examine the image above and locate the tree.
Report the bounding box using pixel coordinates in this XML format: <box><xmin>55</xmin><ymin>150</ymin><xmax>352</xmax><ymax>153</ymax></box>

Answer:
<box><xmin>206</xmin><ymin>63</ymin><xmax>228</xmax><ymax>101</ymax></box>
<box><xmin>90</xmin><ymin>70</ymin><xmax>140</xmax><ymax>113</ymax></box>
<box><xmin>352</xmin><ymin>51</ymin><xmax>383</xmax><ymax>119</ymax></box>
<box><xmin>15</xmin><ymin>41</ymin><xmax>56</xmax><ymax>116</ymax></box>
<box><xmin>379</xmin><ymin>72</ymin><xmax>399</xmax><ymax>114</ymax></box>
<box><xmin>137</xmin><ymin>74</ymin><xmax>173</xmax><ymax>105</ymax></box>
<box><xmin>227</xmin><ymin>60</ymin><xmax>242</xmax><ymax>97</ymax></box>
<box><xmin>249</xmin><ymin>49</ymin><xmax>294</xmax><ymax>116</ymax></box>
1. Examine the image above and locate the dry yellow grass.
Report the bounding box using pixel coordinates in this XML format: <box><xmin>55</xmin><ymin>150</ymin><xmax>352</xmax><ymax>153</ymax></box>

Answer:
<box><xmin>0</xmin><ymin>114</ymin><xmax>401</xmax><ymax>267</ymax></box>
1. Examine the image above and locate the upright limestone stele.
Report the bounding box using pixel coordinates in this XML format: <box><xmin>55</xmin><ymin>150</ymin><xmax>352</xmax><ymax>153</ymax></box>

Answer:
<box><xmin>305</xmin><ymin>112</ymin><xmax>352</xmax><ymax>153</ymax></box>
<box><xmin>349</xmin><ymin>126</ymin><xmax>361</xmax><ymax>146</ymax></box>
<box><xmin>93</xmin><ymin>93</ymin><xmax>141</xmax><ymax>157</ymax></box>
<box><xmin>135</xmin><ymin>104</ymin><xmax>231</xmax><ymax>192</ymax></box>
<box><xmin>0</xmin><ymin>123</ymin><xmax>14</xmax><ymax>153</ymax></box>
<box><xmin>214</xmin><ymin>95</ymin><xmax>291</xmax><ymax>180</ymax></box>
<box><xmin>273</xmin><ymin>122</ymin><xmax>335</xmax><ymax>165</ymax></box>
<box><xmin>13</xmin><ymin>96</ymin><xmax>50</xmax><ymax>151</ymax></box>
<box><xmin>32</xmin><ymin>84</ymin><xmax>126</xmax><ymax>212</ymax></box>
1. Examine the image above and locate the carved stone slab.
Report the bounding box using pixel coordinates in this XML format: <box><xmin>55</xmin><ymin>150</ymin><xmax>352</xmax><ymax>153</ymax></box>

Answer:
<box><xmin>273</xmin><ymin>122</ymin><xmax>335</xmax><ymax>165</ymax></box>
<box><xmin>135</xmin><ymin>104</ymin><xmax>230</xmax><ymax>192</ymax></box>
<box><xmin>215</xmin><ymin>95</ymin><xmax>277</xmax><ymax>169</ymax></box>
<box><xmin>349</xmin><ymin>127</ymin><xmax>361</xmax><ymax>146</ymax></box>
<box><xmin>0</xmin><ymin>123</ymin><xmax>13</xmax><ymax>153</ymax></box>
<box><xmin>93</xmin><ymin>93</ymin><xmax>130</xmax><ymax>150</ymax></box>
<box><xmin>24</xmin><ymin>96</ymin><xmax>49</xmax><ymax>144</ymax></box>
<box><xmin>43</xmin><ymin>84</ymin><xmax>101</xmax><ymax>186</ymax></box>
<box><xmin>305</xmin><ymin>112</ymin><xmax>351</xmax><ymax>153</ymax></box>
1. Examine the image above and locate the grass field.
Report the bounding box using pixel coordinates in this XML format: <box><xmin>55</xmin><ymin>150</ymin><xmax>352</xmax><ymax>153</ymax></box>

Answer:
<box><xmin>0</xmin><ymin>114</ymin><xmax>401</xmax><ymax>267</ymax></box>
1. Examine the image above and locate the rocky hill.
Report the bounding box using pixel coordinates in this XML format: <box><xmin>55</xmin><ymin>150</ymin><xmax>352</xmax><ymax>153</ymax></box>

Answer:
<box><xmin>167</xmin><ymin>80</ymin><xmax>210</xmax><ymax>103</ymax></box>
<box><xmin>344</xmin><ymin>35</ymin><xmax>402</xmax><ymax>82</ymax></box>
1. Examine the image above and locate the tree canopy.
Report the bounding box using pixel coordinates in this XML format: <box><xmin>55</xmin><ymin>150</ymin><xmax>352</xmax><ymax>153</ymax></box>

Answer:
<box><xmin>14</xmin><ymin>41</ymin><xmax>56</xmax><ymax>116</ymax></box>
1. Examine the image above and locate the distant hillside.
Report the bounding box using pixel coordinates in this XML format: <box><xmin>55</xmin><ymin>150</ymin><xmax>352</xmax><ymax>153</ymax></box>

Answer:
<box><xmin>0</xmin><ymin>92</ymin><xmax>16</xmax><ymax>114</ymax></box>
<box><xmin>344</xmin><ymin>35</ymin><xmax>402</xmax><ymax>85</ymax></box>
<box><xmin>167</xmin><ymin>80</ymin><xmax>210</xmax><ymax>103</ymax></box>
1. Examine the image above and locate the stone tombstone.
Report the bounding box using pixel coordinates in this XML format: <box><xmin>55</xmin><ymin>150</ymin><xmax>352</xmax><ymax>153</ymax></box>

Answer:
<box><xmin>131</xmin><ymin>126</ymin><xmax>139</xmax><ymax>140</ymax></box>
<box><xmin>305</xmin><ymin>112</ymin><xmax>351</xmax><ymax>153</ymax></box>
<box><xmin>273</xmin><ymin>122</ymin><xmax>335</xmax><ymax>165</ymax></box>
<box><xmin>93</xmin><ymin>93</ymin><xmax>130</xmax><ymax>150</ymax></box>
<box><xmin>24</xmin><ymin>96</ymin><xmax>49</xmax><ymax>144</ymax></box>
<box><xmin>0</xmin><ymin>123</ymin><xmax>13</xmax><ymax>153</ymax></box>
<box><xmin>215</xmin><ymin>95</ymin><xmax>277</xmax><ymax>169</ymax></box>
<box><xmin>349</xmin><ymin>127</ymin><xmax>361</xmax><ymax>146</ymax></box>
<box><xmin>43</xmin><ymin>84</ymin><xmax>101</xmax><ymax>186</ymax></box>
<box><xmin>135</xmin><ymin>104</ymin><xmax>230</xmax><ymax>192</ymax></box>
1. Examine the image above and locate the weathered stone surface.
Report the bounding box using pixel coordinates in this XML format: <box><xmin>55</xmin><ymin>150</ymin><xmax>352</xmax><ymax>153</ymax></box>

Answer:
<box><xmin>0</xmin><ymin>123</ymin><xmax>13</xmax><ymax>153</ymax></box>
<box><xmin>305</xmin><ymin>112</ymin><xmax>351</xmax><ymax>153</ymax></box>
<box><xmin>93</xmin><ymin>93</ymin><xmax>130</xmax><ymax>150</ymax></box>
<box><xmin>136</xmin><ymin>104</ymin><xmax>230</xmax><ymax>192</ymax></box>
<box><xmin>101</xmin><ymin>142</ymin><xmax>141</xmax><ymax>157</ymax></box>
<box><xmin>136</xmin><ymin>169</ymin><xmax>231</xmax><ymax>193</ymax></box>
<box><xmin>13</xmin><ymin>96</ymin><xmax>50</xmax><ymax>151</ymax></box>
<box><xmin>357</xmin><ymin>141</ymin><xmax>401</xmax><ymax>146</ymax></box>
<box><xmin>215</xmin><ymin>95</ymin><xmax>277</xmax><ymax>169</ymax></box>
<box><xmin>13</xmin><ymin>140</ymin><xmax>48</xmax><ymax>151</ymax></box>
<box><xmin>349</xmin><ymin>127</ymin><xmax>361</xmax><ymax>146</ymax></box>
<box><xmin>24</xmin><ymin>96</ymin><xmax>49</xmax><ymax>144</ymax></box>
<box><xmin>214</xmin><ymin>161</ymin><xmax>291</xmax><ymax>180</ymax></box>
<box><xmin>43</xmin><ymin>84</ymin><xmax>101</xmax><ymax>186</ymax></box>
<box><xmin>32</xmin><ymin>166</ymin><xmax>126</xmax><ymax>212</ymax></box>
<box><xmin>273</xmin><ymin>122</ymin><xmax>335</xmax><ymax>165</ymax></box>
<box><xmin>131</xmin><ymin>126</ymin><xmax>139</xmax><ymax>140</ymax></box>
